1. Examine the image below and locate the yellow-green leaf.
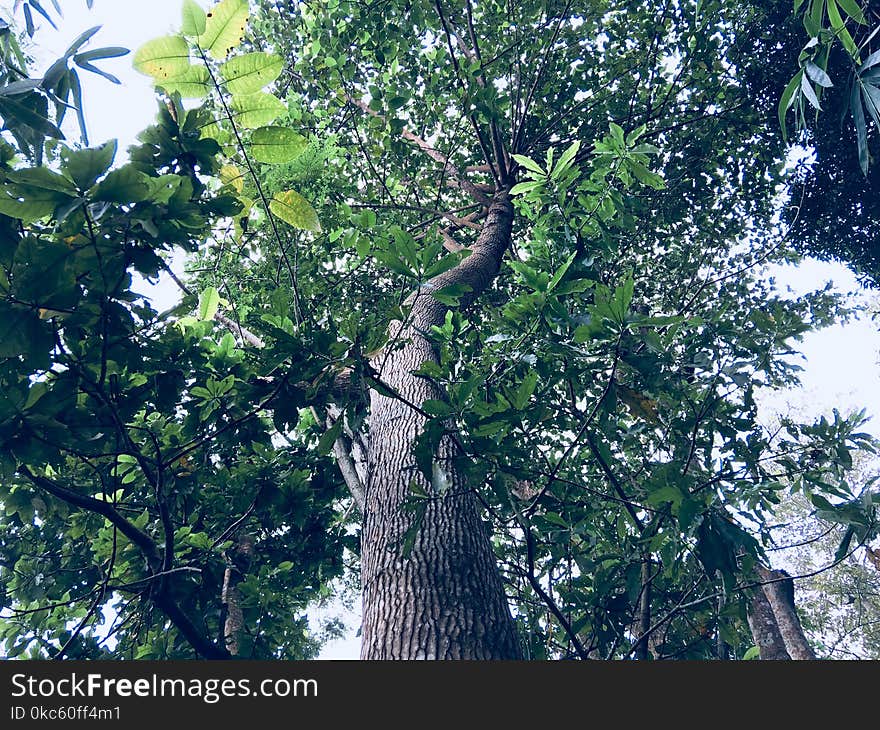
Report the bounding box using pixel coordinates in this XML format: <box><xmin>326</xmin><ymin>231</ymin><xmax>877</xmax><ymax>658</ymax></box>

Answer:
<box><xmin>219</xmin><ymin>164</ymin><xmax>245</xmax><ymax>193</ymax></box>
<box><xmin>198</xmin><ymin>286</ymin><xmax>221</xmax><ymax>321</ymax></box>
<box><xmin>228</xmin><ymin>92</ymin><xmax>286</xmax><ymax>128</ymax></box>
<box><xmin>159</xmin><ymin>64</ymin><xmax>211</xmax><ymax>98</ymax></box>
<box><xmin>250</xmin><ymin>126</ymin><xmax>307</xmax><ymax>163</ymax></box>
<box><xmin>270</xmin><ymin>189</ymin><xmax>321</xmax><ymax>232</ymax></box>
<box><xmin>220</xmin><ymin>52</ymin><xmax>284</xmax><ymax>95</ymax></box>
<box><xmin>198</xmin><ymin>0</ymin><xmax>248</xmax><ymax>60</ymax></box>
<box><xmin>181</xmin><ymin>0</ymin><xmax>207</xmax><ymax>36</ymax></box>
<box><xmin>132</xmin><ymin>35</ymin><xmax>191</xmax><ymax>80</ymax></box>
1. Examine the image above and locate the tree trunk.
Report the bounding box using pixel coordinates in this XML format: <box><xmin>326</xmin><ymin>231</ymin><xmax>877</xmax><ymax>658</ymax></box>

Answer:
<box><xmin>360</xmin><ymin>192</ymin><xmax>522</xmax><ymax>659</ymax></box>
<box><xmin>634</xmin><ymin>559</ymin><xmax>652</xmax><ymax>660</ymax></box>
<box><xmin>756</xmin><ymin>565</ymin><xmax>815</xmax><ymax>660</ymax></box>
<box><xmin>221</xmin><ymin>533</ymin><xmax>254</xmax><ymax>657</ymax></box>
<box><xmin>747</xmin><ymin>581</ymin><xmax>791</xmax><ymax>660</ymax></box>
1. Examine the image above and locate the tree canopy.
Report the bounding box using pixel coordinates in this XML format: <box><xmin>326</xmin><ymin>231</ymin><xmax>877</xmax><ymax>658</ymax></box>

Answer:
<box><xmin>0</xmin><ymin>0</ymin><xmax>878</xmax><ymax>660</ymax></box>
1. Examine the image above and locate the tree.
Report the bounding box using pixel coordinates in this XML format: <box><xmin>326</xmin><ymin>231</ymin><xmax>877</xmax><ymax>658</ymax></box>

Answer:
<box><xmin>1</xmin><ymin>0</ymin><xmax>877</xmax><ymax>660</ymax></box>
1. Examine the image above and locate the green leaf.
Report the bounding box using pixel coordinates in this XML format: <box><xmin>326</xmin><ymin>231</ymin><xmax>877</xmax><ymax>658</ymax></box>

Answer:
<box><xmin>861</xmin><ymin>81</ymin><xmax>880</xmax><ymax>130</ymax></box>
<box><xmin>228</xmin><ymin>92</ymin><xmax>286</xmax><ymax>128</ymax></box>
<box><xmin>862</xmin><ymin>49</ymin><xmax>880</xmax><ymax>71</ymax></box>
<box><xmin>743</xmin><ymin>646</ymin><xmax>760</xmax><ymax>660</ymax></box>
<box><xmin>512</xmin><ymin>370</ymin><xmax>538</xmax><ymax>410</ymax></box>
<box><xmin>627</xmin><ymin>159</ymin><xmax>665</xmax><ymax>189</ymax></box>
<box><xmin>430</xmin><ymin>282</ymin><xmax>472</xmax><ymax>306</ymax></box>
<box><xmin>611</xmin><ymin>274</ymin><xmax>634</xmax><ymax>322</ymax></box>
<box><xmin>0</xmin><ymin>96</ymin><xmax>65</xmax><ymax>139</ymax></box>
<box><xmin>551</xmin><ymin>140</ymin><xmax>580</xmax><ymax>179</ymax></box>
<box><xmin>422</xmin><ymin>399</ymin><xmax>453</xmax><ymax>417</ymax></box>
<box><xmin>835</xmin><ymin>0</ymin><xmax>866</xmax><ymax>23</ymax></box>
<box><xmin>198</xmin><ymin>287</ymin><xmax>221</xmax><ymax>321</ymax></box>
<box><xmin>547</xmin><ymin>251</ymin><xmax>577</xmax><ymax>292</ymax></box>
<box><xmin>270</xmin><ymin>189</ymin><xmax>321</xmax><ymax>232</ymax></box>
<box><xmin>835</xmin><ymin>525</ymin><xmax>855</xmax><ymax>561</ymax></box>
<box><xmin>827</xmin><ymin>0</ymin><xmax>859</xmax><ymax>57</ymax></box>
<box><xmin>511</xmin><ymin>153</ymin><xmax>544</xmax><ymax>175</ymax></box>
<box><xmin>852</xmin><ymin>80</ymin><xmax>869</xmax><ymax>174</ymax></box>
<box><xmin>4</xmin><ymin>167</ymin><xmax>77</xmax><ymax>195</ymax></box>
<box><xmin>423</xmin><ymin>249</ymin><xmax>470</xmax><ymax>279</ymax></box>
<box><xmin>159</xmin><ymin>65</ymin><xmax>211</xmax><ymax>98</ymax></box>
<box><xmin>778</xmin><ymin>70</ymin><xmax>803</xmax><ymax>140</ymax></box>
<box><xmin>249</xmin><ymin>126</ymin><xmax>307</xmax><ymax>163</ymax></box>
<box><xmin>609</xmin><ymin>122</ymin><xmax>626</xmax><ymax>146</ymax></box>
<box><xmin>315</xmin><ymin>418</ymin><xmax>343</xmax><ymax>456</ymax></box>
<box><xmin>198</xmin><ymin>0</ymin><xmax>249</xmax><ymax>60</ymax></box>
<box><xmin>804</xmin><ymin>61</ymin><xmax>833</xmax><ymax>89</ymax></box>
<box><xmin>60</xmin><ymin>140</ymin><xmax>116</xmax><ymax>189</ymax></box>
<box><xmin>510</xmin><ymin>181</ymin><xmax>541</xmax><ymax>195</ymax></box>
<box><xmin>91</xmin><ymin>166</ymin><xmax>151</xmax><ymax>203</ymax></box>
<box><xmin>0</xmin><ymin>184</ymin><xmax>70</xmax><ymax>222</ymax></box>
<box><xmin>220</xmin><ymin>52</ymin><xmax>284</xmax><ymax>95</ymax></box>
<box><xmin>0</xmin><ymin>302</ymin><xmax>52</xmax><ymax>358</ymax></box>
<box><xmin>181</xmin><ymin>0</ymin><xmax>207</xmax><ymax>36</ymax></box>
<box><xmin>133</xmin><ymin>36</ymin><xmax>191</xmax><ymax>80</ymax></box>
<box><xmin>800</xmin><ymin>73</ymin><xmax>821</xmax><ymax>110</ymax></box>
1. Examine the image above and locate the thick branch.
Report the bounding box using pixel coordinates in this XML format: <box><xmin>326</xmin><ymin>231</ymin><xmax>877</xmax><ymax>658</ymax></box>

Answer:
<box><xmin>215</xmin><ymin>311</ymin><xmax>265</xmax><ymax>348</ymax></box>
<box><xmin>20</xmin><ymin>465</ymin><xmax>161</xmax><ymax>568</ymax></box>
<box><xmin>19</xmin><ymin>465</ymin><xmax>229</xmax><ymax>659</ymax></box>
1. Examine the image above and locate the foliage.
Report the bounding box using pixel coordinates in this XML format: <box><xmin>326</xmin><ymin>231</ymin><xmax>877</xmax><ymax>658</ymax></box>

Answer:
<box><xmin>0</xmin><ymin>0</ymin><xmax>876</xmax><ymax>660</ymax></box>
<box><xmin>1</xmin><ymin>1</ymin><xmax>129</xmax><ymax>155</ymax></box>
<box><xmin>756</xmin><ymin>0</ymin><xmax>880</xmax><ymax>285</ymax></box>
<box><xmin>0</xmin><ymin>1</ymin><xmax>349</xmax><ymax>659</ymax></box>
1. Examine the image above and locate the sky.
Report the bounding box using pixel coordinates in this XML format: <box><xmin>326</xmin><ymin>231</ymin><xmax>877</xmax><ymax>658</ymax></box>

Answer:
<box><xmin>2</xmin><ymin>0</ymin><xmax>878</xmax><ymax>661</ymax></box>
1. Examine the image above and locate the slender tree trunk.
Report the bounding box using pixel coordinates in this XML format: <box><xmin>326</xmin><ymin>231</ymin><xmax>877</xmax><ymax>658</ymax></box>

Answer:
<box><xmin>634</xmin><ymin>559</ymin><xmax>652</xmax><ymax>660</ymax></box>
<box><xmin>360</xmin><ymin>192</ymin><xmax>522</xmax><ymax>659</ymax></box>
<box><xmin>221</xmin><ymin>533</ymin><xmax>254</xmax><ymax>657</ymax></box>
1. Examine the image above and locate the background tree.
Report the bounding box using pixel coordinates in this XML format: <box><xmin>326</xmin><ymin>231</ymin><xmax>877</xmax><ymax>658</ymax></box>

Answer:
<box><xmin>1</xmin><ymin>0</ymin><xmax>877</xmax><ymax>660</ymax></box>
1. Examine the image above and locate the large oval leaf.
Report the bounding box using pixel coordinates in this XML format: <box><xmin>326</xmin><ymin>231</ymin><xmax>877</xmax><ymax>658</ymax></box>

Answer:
<box><xmin>229</xmin><ymin>92</ymin><xmax>286</xmax><ymax>128</ymax></box>
<box><xmin>159</xmin><ymin>65</ymin><xmax>211</xmax><ymax>98</ymax></box>
<box><xmin>132</xmin><ymin>36</ymin><xmax>191</xmax><ymax>79</ymax></box>
<box><xmin>221</xmin><ymin>52</ymin><xmax>284</xmax><ymax>95</ymax></box>
<box><xmin>250</xmin><ymin>126</ymin><xmax>307</xmax><ymax>163</ymax></box>
<box><xmin>198</xmin><ymin>0</ymin><xmax>248</xmax><ymax>60</ymax></box>
<box><xmin>270</xmin><ymin>189</ymin><xmax>321</xmax><ymax>232</ymax></box>
<box><xmin>0</xmin><ymin>184</ymin><xmax>68</xmax><ymax>223</ymax></box>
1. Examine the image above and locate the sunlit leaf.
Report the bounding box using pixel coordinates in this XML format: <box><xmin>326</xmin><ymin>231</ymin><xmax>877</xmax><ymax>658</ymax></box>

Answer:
<box><xmin>249</xmin><ymin>126</ymin><xmax>307</xmax><ymax>163</ymax></box>
<box><xmin>159</xmin><ymin>65</ymin><xmax>211</xmax><ymax>98</ymax></box>
<box><xmin>181</xmin><ymin>0</ymin><xmax>207</xmax><ymax>37</ymax></box>
<box><xmin>228</xmin><ymin>92</ymin><xmax>286</xmax><ymax>128</ymax></box>
<box><xmin>198</xmin><ymin>0</ymin><xmax>249</xmax><ymax>60</ymax></box>
<box><xmin>198</xmin><ymin>287</ymin><xmax>221</xmax><ymax>321</ymax></box>
<box><xmin>133</xmin><ymin>36</ymin><xmax>191</xmax><ymax>80</ymax></box>
<box><xmin>270</xmin><ymin>189</ymin><xmax>321</xmax><ymax>232</ymax></box>
<box><xmin>220</xmin><ymin>52</ymin><xmax>284</xmax><ymax>95</ymax></box>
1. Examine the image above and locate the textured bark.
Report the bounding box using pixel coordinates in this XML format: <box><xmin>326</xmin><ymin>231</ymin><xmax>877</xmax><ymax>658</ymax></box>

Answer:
<box><xmin>747</xmin><ymin>582</ymin><xmax>791</xmax><ymax>660</ymax></box>
<box><xmin>221</xmin><ymin>533</ymin><xmax>255</xmax><ymax>657</ymax></box>
<box><xmin>757</xmin><ymin>566</ymin><xmax>816</xmax><ymax>660</ymax></box>
<box><xmin>360</xmin><ymin>192</ymin><xmax>522</xmax><ymax>659</ymax></box>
